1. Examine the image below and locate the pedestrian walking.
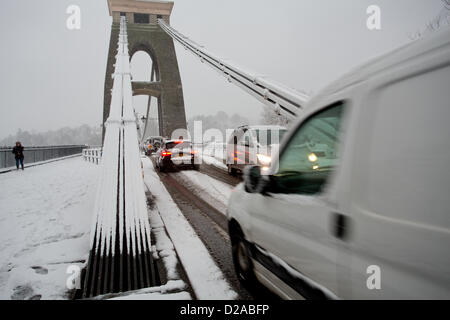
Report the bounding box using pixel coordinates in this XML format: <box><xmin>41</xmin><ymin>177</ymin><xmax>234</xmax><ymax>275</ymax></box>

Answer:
<box><xmin>12</xmin><ymin>141</ymin><xmax>24</xmax><ymax>170</ymax></box>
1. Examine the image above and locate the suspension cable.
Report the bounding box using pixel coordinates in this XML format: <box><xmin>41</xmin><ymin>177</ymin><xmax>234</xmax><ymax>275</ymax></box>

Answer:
<box><xmin>158</xmin><ymin>19</ymin><xmax>308</xmax><ymax>119</ymax></box>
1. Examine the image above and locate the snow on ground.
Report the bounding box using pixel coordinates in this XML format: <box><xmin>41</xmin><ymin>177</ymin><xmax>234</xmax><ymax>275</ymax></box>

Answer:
<box><xmin>0</xmin><ymin>156</ymin><xmax>99</xmax><ymax>300</ymax></box>
<box><xmin>173</xmin><ymin>170</ymin><xmax>232</xmax><ymax>215</ymax></box>
<box><xmin>142</xmin><ymin>157</ymin><xmax>237</xmax><ymax>300</ymax></box>
<box><xmin>201</xmin><ymin>154</ymin><xmax>228</xmax><ymax>171</ymax></box>
<box><xmin>94</xmin><ymin>280</ymin><xmax>190</xmax><ymax>300</ymax></box>
<box><xmin>0</xmin><ymin>154</ymin><xmax>82</xmax><ymax>174</ymax></box>
<box><xmin>201</xmin><ymin>142</ymin><xmax>228</xmax><ymax>171</ymax></box>
<box><xmin>148</xmin><ymin>200</ymin><xmax>186</xmax><ymax>283</ymax></box>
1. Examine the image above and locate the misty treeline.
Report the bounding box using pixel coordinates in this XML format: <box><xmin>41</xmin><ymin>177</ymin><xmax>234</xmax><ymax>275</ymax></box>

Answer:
<box><xmin>409</xmin><ymin>1</ymin><xmax>450</xmax><ymax>40</ymax></box>
<box><xmin>187</xmin><ymin>111</ymin><xmax>249</xmax><ymax>137</ymax></box>
<box><xmin>0</xmin><ymin>124</ymin><xmax>102</xmax><ymax>147</ymax></box>
<box><xmin>259</xmin><ymin>105</ymin><xmax>291</xmax><ymax>127</ymax></box>
<box><xmin>1</xmin><ymin>107</ymin><xmax>289</xmax><ymax>147</ymax></box>
<box><xmin>187</xmin><ymin>107</ymin><xmax>291</xmax><ymax>140</ymax></box>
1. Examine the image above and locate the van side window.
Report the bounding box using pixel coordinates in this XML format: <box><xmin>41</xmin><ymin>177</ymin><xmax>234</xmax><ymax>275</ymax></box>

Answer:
<box><xmin>240</xmin><ymin>132</ymin><xmax>251</xmax><ymax>147</ymax></box>
<box><xmin>359</xmin><ymin>65</ymin><xmax>450</xmax><ymax>228</ymax></box>
<box><xmin>274</xmin><ymin>102</ymin><xmax>345</xmax><ymax>195</ymax></box>
<box><xmin>229</xmin><ymin>129</ymin><xmax>243</xmax><ymax>146</ymax></box>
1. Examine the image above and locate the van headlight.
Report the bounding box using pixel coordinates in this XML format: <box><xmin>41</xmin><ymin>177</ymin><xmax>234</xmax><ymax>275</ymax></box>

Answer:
<box><xmin>257</xmin><ymin>154</ymin><xmax>271</xmax><ymax>165</ymax></box>
<box><xmin>308</xmin><ymin>153</ymin><xmax>318</xmax><ymax>162</ymax></box>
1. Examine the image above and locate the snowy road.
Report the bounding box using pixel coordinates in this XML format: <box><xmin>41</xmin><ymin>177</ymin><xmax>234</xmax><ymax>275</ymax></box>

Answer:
<box><xmin>0</xmin><ymin>156</ymin><xmax>99</xmax><ymax>300</ymax></box>
<box><xmin>151</xmin><ymin>158</ymin><xmax>278</xmax><ymax>300</ymax></box>
<box><xmin>197</xmin><ymin>161</ymin><xmax>242</xmax><ymax>188</ymax></box>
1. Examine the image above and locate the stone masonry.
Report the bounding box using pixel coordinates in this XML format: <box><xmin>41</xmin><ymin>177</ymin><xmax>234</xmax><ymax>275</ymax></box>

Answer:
<box><xmin>103</xmin><ymin>0</ymin><xmax>186</xmax><ymax>140</ymax></box>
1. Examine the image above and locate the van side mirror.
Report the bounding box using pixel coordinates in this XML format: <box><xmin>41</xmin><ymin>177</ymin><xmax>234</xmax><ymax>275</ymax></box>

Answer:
<box><xmin>244</xmin><ymin>165</ymin><xmax>270</xmax><ymax>193</ymax></box>
<box><xmin>244</xmin><ymin>165</ymin><xmax>260</xmax><ymax>193</ymax></box>
<box><xmin>240</xmin><ymin>141</ymin><xmax>250</xmax><ymax>148</ymax></box>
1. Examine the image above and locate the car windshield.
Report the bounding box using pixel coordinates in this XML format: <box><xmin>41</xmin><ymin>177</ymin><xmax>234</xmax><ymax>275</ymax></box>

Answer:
<box><xmin>165</xmin><ymin>141</ymin><xmax>192</xmax><ymax>149</ymax></box>
<box><xmin>253</xmin><ymin>129</ymin><xmax>287</xmax><ymax>146</ymax></box>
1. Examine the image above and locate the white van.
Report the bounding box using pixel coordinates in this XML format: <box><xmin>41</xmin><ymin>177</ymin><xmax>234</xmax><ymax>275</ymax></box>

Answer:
<box><xmin>227</xmin><ymin>28</ymin><xmax>450</xmax><ymax>299</ymax></box>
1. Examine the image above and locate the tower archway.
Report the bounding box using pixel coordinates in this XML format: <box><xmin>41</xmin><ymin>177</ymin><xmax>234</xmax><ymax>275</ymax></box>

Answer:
<box><xmin>130</xmin><ymin>51</ymin><xmax>159</xmax><ymax>140</ymax></box>
<box><xmin>103</xmin><ymin>0</ymin><xmax>186</xmax><ymax>141</ymax></box>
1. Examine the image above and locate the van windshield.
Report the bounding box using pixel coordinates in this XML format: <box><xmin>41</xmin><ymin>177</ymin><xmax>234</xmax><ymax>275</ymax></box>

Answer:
<box><xmin>165</xmin><ymin>141</ymin><xmax>192</xmax><ymax>149</ymax></box>
<box><xmin>254</xmin><ymin>129</ymin><xmax>287</xmax><ymax>146</ymax></box>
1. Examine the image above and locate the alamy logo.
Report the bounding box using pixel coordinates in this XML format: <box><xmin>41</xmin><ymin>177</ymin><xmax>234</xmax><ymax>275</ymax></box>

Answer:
<box><xmin>66</xmin><ymin>265</ymin><xmax>81</xmax><ymax>290</ymax></box>
<box><xmin>66</xmin><ymin>5</ymin><xmax>81</xmax><ymax>30</ymax></box>
<box><xmin>366</xmin><ymin>5</ymin><xmax>381</xmax><ymax>30</ymax></box>
<box><xmin>366</xmin><ymin>265</ymin><xmax>381</xmax><ymax>290</ymax></box>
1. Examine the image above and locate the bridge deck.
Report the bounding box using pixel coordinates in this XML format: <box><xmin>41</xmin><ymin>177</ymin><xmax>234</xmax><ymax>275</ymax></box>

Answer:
<box><xmin>0</xmin><ymin>157</ymin><xmax>99</xmax><ymax>300</ymax></box>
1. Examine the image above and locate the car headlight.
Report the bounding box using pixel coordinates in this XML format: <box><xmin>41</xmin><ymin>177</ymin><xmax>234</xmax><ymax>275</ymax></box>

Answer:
<box><xmin>257</xmin><ymin>154</ymin><xmax>271</xmax><ymax>165</ymax></box>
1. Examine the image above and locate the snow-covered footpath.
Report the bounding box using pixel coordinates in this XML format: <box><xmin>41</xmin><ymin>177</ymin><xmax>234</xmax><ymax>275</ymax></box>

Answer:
<box><xmin>0</xmin><ymin>157</ymin><xmax>99</xmax><ymax>300</ymax></box>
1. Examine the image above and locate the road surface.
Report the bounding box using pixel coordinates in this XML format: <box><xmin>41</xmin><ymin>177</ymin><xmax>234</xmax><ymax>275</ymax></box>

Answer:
<box><xmin>152</xmin><ymin>158</ymin><xmax>278</xmax><ymax>300</ymax></box>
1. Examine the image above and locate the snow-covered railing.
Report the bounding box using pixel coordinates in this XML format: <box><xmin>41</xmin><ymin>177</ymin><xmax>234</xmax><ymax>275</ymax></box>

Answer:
<box><xmin>82</xmin><ymin>147</ymin><xmax>102</xmax><ymax>165</ymax></box>
<box><xmin>83</xmin><ymin>17</ymin><xmax>156</xmax><ymax>298</ymax></box>
<box><xmin>158</xmin><ymin>19</ymin><xmax>309</xmax><ymax>118</ymax></box>
<box><xmin>0</xmin><ymin>145</ymin><xmax>85</xmax><ymax>169</ymax></box>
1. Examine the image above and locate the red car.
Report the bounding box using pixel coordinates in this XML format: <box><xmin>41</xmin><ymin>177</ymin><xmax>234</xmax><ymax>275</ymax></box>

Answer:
<box><xmin>155</xmin><ymin>140</ymin><xmax>199</xmax><ymax>172</ymax></box>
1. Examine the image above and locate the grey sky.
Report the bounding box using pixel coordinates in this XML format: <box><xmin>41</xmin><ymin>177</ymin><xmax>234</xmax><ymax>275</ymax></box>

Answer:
<box><xmin>0</xmin><ymin>0</ymin><xmax>444</xmax><ymax>139</ymax></box>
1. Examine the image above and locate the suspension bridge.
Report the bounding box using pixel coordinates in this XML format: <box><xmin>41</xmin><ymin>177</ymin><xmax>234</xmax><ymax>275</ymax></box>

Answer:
<box><xmin>0</xmin><ymin>0</ymin><xmax>308</xmax><ymax>299</ymax></box>
<box><xmin>88</xmin><ymin>0</ymin><xmax>309</xmax><ymax>298</ymax></box>
<box><xmin>1</xmin><ymin>0</ymin><xmax>450</xmax><ymax>303</ymax></box>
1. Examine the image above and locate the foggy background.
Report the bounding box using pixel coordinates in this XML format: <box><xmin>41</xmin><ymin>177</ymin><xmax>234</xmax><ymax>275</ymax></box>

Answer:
<box><xmin>0</xmin><ymin>0</ymin><xmax>446</xmax><ymax>145</ymax></box>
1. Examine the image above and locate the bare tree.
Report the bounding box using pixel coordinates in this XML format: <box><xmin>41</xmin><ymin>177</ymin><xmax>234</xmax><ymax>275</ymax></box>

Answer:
<box><xmin>409</xmin><ymin>1</ymin><xmax>450</xmax><ymax>40</ymax></box>
<box><xmin>0</xmin><ymin>124</ymin><xmax>102</xmax><ymax>147</ymax></box>
<box><xmin>260</xmin><ymin>105</ymin><xmax>291</xmax><ymax>127</ymax></box>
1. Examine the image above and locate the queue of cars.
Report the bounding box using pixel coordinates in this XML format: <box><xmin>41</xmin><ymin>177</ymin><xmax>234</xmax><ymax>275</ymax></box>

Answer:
<box><xmin>143</xmin><ymin>136</ymin><xmax>164</xmax><ymax>156</ymax></box>
<box><xmin>226</xmin><ymin>27</ymin><xmax>450</xmax><ymax>299</ymax></box>
<box><xmin>146</xmin><ymin>125</ymin><xmax>289</xmax><ymax>174</ymax></box>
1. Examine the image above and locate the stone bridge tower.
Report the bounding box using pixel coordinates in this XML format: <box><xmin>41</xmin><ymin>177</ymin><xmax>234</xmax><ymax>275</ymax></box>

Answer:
<box><xmin>103</xmin><ymin>0</ymin><xmax>186</xmax><ymax>141</ymax></box>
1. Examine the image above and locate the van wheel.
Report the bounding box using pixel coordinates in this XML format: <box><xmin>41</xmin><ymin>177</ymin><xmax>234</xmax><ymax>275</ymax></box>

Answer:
<box><xmin>231</xmin><ymin>233</ymin><xmax>257</xmax><ymax>289</ymax></box>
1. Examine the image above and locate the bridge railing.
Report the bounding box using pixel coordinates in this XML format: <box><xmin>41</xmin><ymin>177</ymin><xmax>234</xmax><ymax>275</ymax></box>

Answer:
<box><xmin>82</xmin><ymin>147</ymin><xmax>103</xmax><ymax>165</ymax></box>
<box><xmin>0</xmin><ymin>145</ymin><xmax>86</xmax><ymax>169</ymax></box>
<box><xmin>158</xmin><ymin>19</ymin><xmax>309</xmax><ymax>118</ymax></box>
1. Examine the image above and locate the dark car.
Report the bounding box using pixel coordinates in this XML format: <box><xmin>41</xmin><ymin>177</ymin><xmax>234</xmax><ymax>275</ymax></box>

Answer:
<box><xmin>144</xmin><ymin>136</ymin><xmax>164</xmax><ymax>156</ymax></box>
<box><xmin>155</xmin><ymin>140</ymin><xmax>199</xmax><ymax>172</ymax></box>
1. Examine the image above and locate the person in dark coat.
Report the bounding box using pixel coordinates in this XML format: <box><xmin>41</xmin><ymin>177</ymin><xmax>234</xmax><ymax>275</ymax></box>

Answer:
<box><xmin>12</xmin><ymin>141</ymin><xmax>24</xmax><ymax>170</ymax></box>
